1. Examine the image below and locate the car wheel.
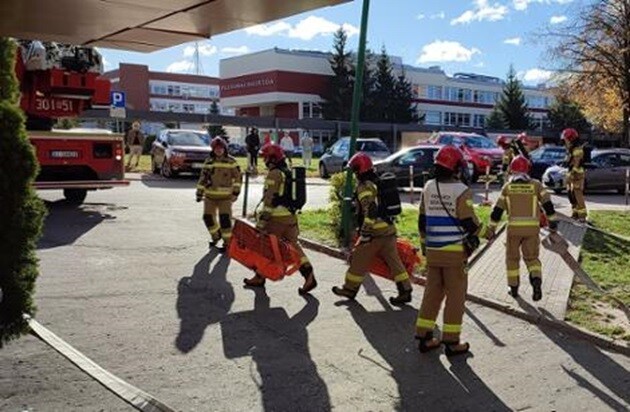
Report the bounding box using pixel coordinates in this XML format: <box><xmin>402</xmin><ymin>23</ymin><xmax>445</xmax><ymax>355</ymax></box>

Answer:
<box><xmin>151</xmin><ymin>156</ymin><xmax>160</xmax><ymax>174</ymax></box>
<box><xmin>161</xmin><ymin>159</ymin><xmax>173</xmax><ymax>178</ymax></box>
<box><xmin>319</xmin><ymin>162</ymin><xmax>329</xmax><ymax>179</ymax></box>
<box><xmin>63</xmin><ymin>188</ymin><xmax>87</xmax><ymax>205</ymax></box>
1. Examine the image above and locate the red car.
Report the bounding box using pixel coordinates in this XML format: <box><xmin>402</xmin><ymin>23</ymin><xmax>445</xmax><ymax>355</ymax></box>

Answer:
<box><xmin>427</xmin><ymin>132</ymin><xmax>504</xmax><ymax>180</ymax></box>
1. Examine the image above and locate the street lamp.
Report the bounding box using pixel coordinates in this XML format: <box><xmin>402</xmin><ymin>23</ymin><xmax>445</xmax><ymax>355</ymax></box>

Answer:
<box><xmin>341</xmin><ymin>0</ymin><xmax>372</xmax><ymax>247</ymax></box>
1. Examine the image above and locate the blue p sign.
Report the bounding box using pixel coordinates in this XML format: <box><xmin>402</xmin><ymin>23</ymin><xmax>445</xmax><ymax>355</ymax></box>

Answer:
<box><xmin>111</xmin><ymin>91</ymin><xmax>126</xmax><ymax>108</ymax></box>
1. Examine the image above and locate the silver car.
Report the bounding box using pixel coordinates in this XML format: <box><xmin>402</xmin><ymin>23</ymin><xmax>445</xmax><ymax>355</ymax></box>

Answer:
<box><xmin>319</xmin><ymin>137</ymin><xmax>391</xmax><ymax>178</ymax></box>
<box><xmin>542</xmin><ymin>148</ymin><xmax>630</xmax><ymax>194</ymax></box>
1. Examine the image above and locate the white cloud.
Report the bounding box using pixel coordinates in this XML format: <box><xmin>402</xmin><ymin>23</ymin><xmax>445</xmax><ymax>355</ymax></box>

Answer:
<box><xmin>417</xmin><ymin>13</ymin><xmax>426</xmax><ymax>20</ymax></box>
<box><xmin>417</xmin><ymin>40</ymin><xmax>481</xmax><ymax>63</ymax></box>
<box><xmin>221</xmin><ymin>46</ymin><xmax>250</xmax><ymax>55</ymax></box>
<box><xmin>550</xmin><ymin>15</ymin><xmax>567</xmax><ymax>24</ymax></box>
<box><xmin>244</xmin><ymin>16</ymin><xmax>358</xmax><ymax>40</ymax></box>
<box><xmin>519</xmin><ymin>68</ymin><xmax>554</xmax><ymax>84</ymax></box>
<box><xmin>504</xmin><ymin>37</ymin><xmax>521</xmax><ymax>45</ymax></box>
<box><xmin>451</xmin><ymin>0</ymin><xmax>508</xmax><ymax>25</ymax></box>
<box><xmin>513</xmin><ymin>0</ymin><xmax>573</xmax><ymax>11</ymax></box>
<box><xmin>166</xmin><ymin>60</ymin><xmax>193</xmax><ymax>73</ymax></box>
<box><xmin>245</xmin><ymin>21</ymin><xmax>292</xmax><ymax>36</ymax></box>
<box><xmin>431</xmin><ymin>12</ymin><xmax>446</xmax><ymax>19</ymax></box>
<box><xmin>183</xmin><ymin>43</ymin><xmax>217</xmax><ymax>57</ymax></box>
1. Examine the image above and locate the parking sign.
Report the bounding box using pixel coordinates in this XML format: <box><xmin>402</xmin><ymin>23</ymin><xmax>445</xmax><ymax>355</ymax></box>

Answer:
<box><xmin>110</xmin><ymin>91</ymin><xmax>126</xmax><ymax>118</ymax></box>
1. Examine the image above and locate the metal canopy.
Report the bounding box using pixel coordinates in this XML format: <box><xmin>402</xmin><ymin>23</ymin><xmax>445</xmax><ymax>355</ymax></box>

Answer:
<box><xmin>0</xmin><ymin>0</ymin><xmax>350</xmax><ymax>52</ymax></box>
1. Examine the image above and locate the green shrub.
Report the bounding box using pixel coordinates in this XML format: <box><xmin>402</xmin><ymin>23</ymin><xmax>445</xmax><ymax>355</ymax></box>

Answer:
<box><xmin>0</xmin><ymin>38</ymin><xmax>46</xmax><ymax>347</ymax></box>
<box><xmin>329</xmin><ymin>171</ymin><xmax>355</xmax><ymax>243</ymax></box>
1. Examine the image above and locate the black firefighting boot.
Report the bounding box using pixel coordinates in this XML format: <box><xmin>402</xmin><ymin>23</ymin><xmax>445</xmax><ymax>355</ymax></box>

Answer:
<box><xmin>298</xmin><ymin>264</ymin><xmax>317</xmax><ymax>296</ymax></box>
<box><xmin>509</xmin><ymin>285</ymin><xmax>519</xmax><ymax>298</ymax></box>
<box><xmin>530</xmin><ymin>276</ymin><xmax>543</xmax><ymax>302</ymax></box>
<box><xmin>389</xmin><ymin>282</ymin><xmax>412</xmax><ymax>306</ymax></box>
<box><xmin>243</xmin><ymin>273</ymin><xmax>266</xmax><ymax>288</ymax></box>
<box><xmin>416</xmin><ymin>331</ymin><xmax>440</xmax><ymax>353</ymax></box>
<box><xmin>331</xmin><ymin>286</ymin><xmax>357</xmax><ymax>300</ymax></box>
<box><xmin>443</xmin><ymin>340</ymin><xmax>471</xmax><ymax>357</ymax></box>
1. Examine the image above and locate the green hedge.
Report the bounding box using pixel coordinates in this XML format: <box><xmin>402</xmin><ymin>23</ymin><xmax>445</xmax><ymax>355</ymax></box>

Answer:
<box><xmin>0</xmin><ymin>38</ymin><xmax>46</xmax><ymax>347</ymax></box>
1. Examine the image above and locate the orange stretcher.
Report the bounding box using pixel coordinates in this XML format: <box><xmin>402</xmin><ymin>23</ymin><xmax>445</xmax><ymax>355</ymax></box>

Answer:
<box><xmin>354</xmin><ymin>237</ymin><xmax>422</xmax><ymax>281</ymax></box>
<box><xmin>228</xmin><ymin>219</ymin><xmax>302</xmax><ymax>281</ymax></box>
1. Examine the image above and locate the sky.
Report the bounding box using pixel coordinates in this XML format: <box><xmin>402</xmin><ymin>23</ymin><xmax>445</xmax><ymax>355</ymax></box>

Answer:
<box><xmin>99</xmin><ymin>0</ymin><xmax>586</xmax><ymax>86</ymax></box>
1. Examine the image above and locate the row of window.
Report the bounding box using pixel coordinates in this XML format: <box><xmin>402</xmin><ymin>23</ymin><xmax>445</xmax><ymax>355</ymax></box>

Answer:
<box><xmin>150</xmin><ymin>99</ymin><xmax>219</xmax><ymax>114</ymax></box>
<box><xmin>423</xmin><ymin>110</ymin><xmax>546</xmax><ymax>130</ymax></box>
<box><xmin>149</xmin><ymin>81</ymin><xmax>220</xmax><ymax>99</ymax></box>
<box><xmin>302</xmin><ymin>102</ymin><xmax>323</xmax><ymax>119</ymax></box>
<box><xmin>419</xmin><ymin>85</ymin><xmax>550</xmax><ymax>108</ymax></box>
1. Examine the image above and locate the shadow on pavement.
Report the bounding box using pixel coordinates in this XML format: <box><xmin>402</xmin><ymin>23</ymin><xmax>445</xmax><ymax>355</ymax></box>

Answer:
<box><xmin>175</xmin><ymin>250</ymin><xmax>234</xmax><ymax>353</ymax></box>
<box><xmin>220</xmin><ymin>288</ymin><xmax>330</xmax><ymax>411</ymax></box>
<box><xmin>38</xmin><ymin>200</ymin><xmax>119</xmax><ymax>249</ymax></box>
<box><xmin>140</xmin><ymin>174</ymin><xmax>198</xmax><ymax>189</ymax></box>
<box><xmin>338</xmin><ymin>275</ymin><xmax>510</xmax><ymax>411</ymax></box>
<box><xmin>517</xmin><ymin>300</ymin><xmax>630</xmax><ymax>409</ymax></box>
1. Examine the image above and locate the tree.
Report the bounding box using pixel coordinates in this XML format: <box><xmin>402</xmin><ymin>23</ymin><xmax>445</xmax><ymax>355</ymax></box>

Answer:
<box><xmin>547</xmin><ymin>88</ymin><xmax>590</xmax><ymax>133</ymax></box>
<box><xmin>207</xmin><ymin>100</ymin><xmax>227</xmax><ymax>138</ymax></box>
<box><xmin>485</xmin><ymin>107</ymin><xmax>507</xmax><ymax>130</ymax></box>
<box><xmin>54</xmin><ymin>117</ymin><xmax>78</xmax><ymax>130</ymax></box>
<box><xmin>496</xmin><ymin>65</ymin><xmax>531</xmax><ymax>130</ymax></box>
<box><xmin>322</xmin><ymin>28</ymin><xmax>355</xmax><ymax>121</ymax></box>
<box><xmin>0</xmin><ymin>38</ymin><xmax>46</xmax><ymax>346</ymax></box>
<box><xmin>359</xmin><ymin>49</ymin><xmax>377</xmax><ymax>122</ymax></box>
<box><xmin>370</xmin><ymin>47</ymin><xmax>396</xmax><ymax>122</ymax></box>
<box><xmin>391</xmin><ymin>69</ymin><xmax>418</xmax><ymax>123</ymax></box>
<box><xmin>568</xmin><ymin>75</ymin><xmax>623</xmax><ymax>134</ymax></box>
<box><xmin>545</xmin><ymin>0</ymin><xmax>630</xmax><ymax>145</ymax></box>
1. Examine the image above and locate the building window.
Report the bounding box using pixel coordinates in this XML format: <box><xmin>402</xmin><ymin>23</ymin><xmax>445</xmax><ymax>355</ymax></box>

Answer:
<box><xmin>427</xmin><ymin>85</ymin><xmax>442</xmax><ymax>100</ymax></box>
<box><xmin>182</xmin><ymin>103</ymin><xmax>195</xmax><ymax>113</ymax></box>
<box><xmin>423</xmin><ymin>111</ymin><xmax>442</xmax><ymax>125</ymax></box>
<box><xmin>302</xmin><ymin>102</ymin><xmax>323</xmax><ymax>119</ymax></box>
<box><xmin>473</xmin><ymin>114</ymin><xmax>485</xmax><ymax>128</ymax></box>
<box><xmin>444</xmin><ymin>112</ymin><xmax>471</xmax><ymax>127</ymax></box>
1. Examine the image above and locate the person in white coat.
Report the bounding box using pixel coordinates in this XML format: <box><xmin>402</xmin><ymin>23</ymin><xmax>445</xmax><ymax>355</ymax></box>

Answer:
<box><xmin>280</xmin><ymin>131</ymin><xmax>295</xmax><ymax>166</ymax></box>
<box><xmin>301</xmin><ymin>131</ymin><xmax>314</xmax><ymax>169</ymax></box>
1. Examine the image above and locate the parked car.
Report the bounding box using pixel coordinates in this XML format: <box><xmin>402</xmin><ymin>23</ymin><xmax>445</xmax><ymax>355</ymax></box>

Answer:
<box><xmin>428</xmin><ymin>132</ymin><xmax>503</xmax><ymax>180</ymax></box>
<box><xmin>294</xmin><ymin>144</ymin><xmax>325</xmax><ymax>158</ymax></box>
<box><xmin>373</xmin><ymin>144</ymin><xmax>474</xmax><ymax>187</ymax></box>
<box><xmin>319</xmin><ymin>137</ymin><xmax>390</xmax><ymax>178</ymax></box>
<box><xmin>542</xmin><ymin>148</ymin><xmax>630</xmax><ymax>194</ymax></box>
<box><xmin>228</xmin><ymin>142</ymin><xmax>247</xmax><ymax>156</ymax></box>
<box><xmin>528</xmin><ymin>145</ymin><xmax>566</xmax><ymax>180</ymax></box>
<box><xmin>151</xmin><ymin>129</ymin><xmax>212</xmax><ymax>178</ymax></box>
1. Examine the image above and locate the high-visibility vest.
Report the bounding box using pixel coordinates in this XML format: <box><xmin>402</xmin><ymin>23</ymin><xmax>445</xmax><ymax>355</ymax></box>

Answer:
<box><xmin>423</xmin><ymin>180</ymin><xmax>468</xmax><ymax>250</ymax></box>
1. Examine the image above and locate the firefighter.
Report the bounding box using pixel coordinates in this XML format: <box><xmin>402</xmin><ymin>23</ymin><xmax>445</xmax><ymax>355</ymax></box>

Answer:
<box><xmin>498</xmin><ymin>135</ymin><xmax>514</xmax><ymax>174</ymax></box>
<box><xmin>244</xmin><ymin>143</ymin><xmax>317</xmax><ymax>295</ymax></box>
<box><xmin>331</xmin><ymin>152</ymin><xmax>413</xmax><ymax>306</ymax></box>
<box><xmin>196</xmin><ymin>137</ymin><xmax>242</xmax><ymax>252</ymax></box>
<box><xmin>561</xmin><ymin>128</ymin><xmax>587</xmax><ymax>222</ymax></box>
<box><xmin>488</xmin><ymin>155</ymin><xmax>558</xmax><ymax>301</ymax></box>
<box><xmin>415</xmin><ymin>145</ymin><xmax>485</xmax><ymax>356</ymax></box>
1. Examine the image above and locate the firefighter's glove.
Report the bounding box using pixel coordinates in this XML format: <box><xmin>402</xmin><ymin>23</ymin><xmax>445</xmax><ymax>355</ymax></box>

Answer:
<box><xmin>196</xmin><ymin>190</ymin><xmax>203</xmax><ymax>202</ymax></box>
<box><xmin>358</xmin><ymin>234</ymin><xmax>372</xmax><ymax>244</ymax></box>
<box><xmin>548</xmin><ymin>219</ymin><xmax>558</xmax><ymax>232</ymax></box>
<box><xmin>232</xmin><ymin>191</ymin><xmax>240</xmax><ymax>202</ymax></box>
<box><xmin>486</xmin><ymin>227</ymin><xmax>496</xmax><ymax>242</ymax></box>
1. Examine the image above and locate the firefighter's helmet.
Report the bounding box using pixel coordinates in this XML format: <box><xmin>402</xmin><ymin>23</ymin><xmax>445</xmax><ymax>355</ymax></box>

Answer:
<box><xmin>497</xmin><ymin>135</ymin><xmax>510</xmax><ymax>149</ymax></box>
<box><xmin>260</xmin><ymin>143</ymin><xmax>286</xmax><ymax>164</ymax></box>
<box><xmin>561</xmin><ymin>128</ymin><xmax>579</xmax><ymax>143</ymax></box>
<box><xmin>348</xmin><ymin>152</ymin><xmax>374</xmax><ymax>175</ymax></box>
<box><xmin>510</xmin><ymin>155</ymin><xmax>532</xmax><ymax>174</ymax></box>
<box><xmin>211</xmin><ymin>136</ymin><xmax>228</xmax><ymax>151</ymax></box>
<box><xmin>435</xmin><ymin>145</ymin><xmax>465</xmax><ymax>172</ymax></box>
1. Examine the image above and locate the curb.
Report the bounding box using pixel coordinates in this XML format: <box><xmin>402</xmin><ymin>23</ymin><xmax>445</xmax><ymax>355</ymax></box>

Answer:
<box><xmin>299</xmin><ymin>236</ymin><xmax>630</xmax><ymax>356</ymax></box>
<box><xmin>126</xmin><ymin>173</ymin><xmax>330</xmax><ymax>186</ymax></box>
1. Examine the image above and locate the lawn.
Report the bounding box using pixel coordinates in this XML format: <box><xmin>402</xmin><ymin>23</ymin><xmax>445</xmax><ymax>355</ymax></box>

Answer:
<box><xmin>566</xmin><ymin>211</ymin><xmax>630</xmax><ymax>341</ymax></box>
<box><xmin>125</xmin><ymin>154</ymin><xmax>321</xmax><ymax>178</ymax></box>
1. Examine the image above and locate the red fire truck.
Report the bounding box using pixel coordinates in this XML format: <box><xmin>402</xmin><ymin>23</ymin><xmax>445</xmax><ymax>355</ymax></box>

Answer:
<box><xmin>15</xmin><ymin>40</ymin><xmax>128</xmax><ymax>204</ymax></box>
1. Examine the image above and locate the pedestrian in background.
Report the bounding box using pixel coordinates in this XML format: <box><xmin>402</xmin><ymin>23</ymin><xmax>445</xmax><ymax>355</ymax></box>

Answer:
<box><xmin>245</xmin><ymin>127</ymin><xmax>260</xmax><ymax>172</ymax></box>
<box><xmin>280</xmin><ymin>131</ymin><xmax>295</xmax><ymax>167</ymax></box>
<box><xmin>301</xmin><ymin>130</ymin><xmax>314</xmax><ymax>169</ymax></box>
<box><xmin>125</xmin><ymin>120</ymin><xmax>144</xmax><ymax>170</ymax></box>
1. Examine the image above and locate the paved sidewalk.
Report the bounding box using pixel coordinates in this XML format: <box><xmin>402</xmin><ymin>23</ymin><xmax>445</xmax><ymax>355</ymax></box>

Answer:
<box><xmin>468</xmin><ymin>219</ymin><xmax>587</xmax><ymax>320</ymax></box>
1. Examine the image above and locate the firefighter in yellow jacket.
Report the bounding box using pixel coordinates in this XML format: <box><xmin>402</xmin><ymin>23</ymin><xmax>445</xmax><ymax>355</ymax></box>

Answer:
<box><xmin>196</xmin><ymin>137</ymin><xmax>242</xmax><ymax>252</ymax></box>
<box><xmin>244</xmin><ymin>143</ymin><xmax>317</xmax><ymax>295</ymax></box>
<box><xmin>331</xmin><ymin>152</ymin><xmax>412</xmax><ymax>306</ymax></box>
<box><xmin>415</xmin><ymin>145</ymin><xmax>485</xmax><ymax>356</ymax></box>
<box><xmin>562</xmin><ymin>128</ymin><xmax>587</xmax><ymax>222</ymax></box>
<box><xmin>488</xmin><ymin>155</ymin><xmax>558</xmax><ymax>301</ymax></box>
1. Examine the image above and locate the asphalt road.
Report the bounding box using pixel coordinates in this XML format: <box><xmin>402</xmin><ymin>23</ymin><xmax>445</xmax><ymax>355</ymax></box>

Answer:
<box><xmin>0</xmin><ymin>178</ymin><xmax>629</xmax><ymax>411</ymax></box>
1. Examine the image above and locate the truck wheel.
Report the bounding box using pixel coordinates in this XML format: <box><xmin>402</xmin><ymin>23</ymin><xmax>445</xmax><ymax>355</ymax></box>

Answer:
<box><xmin>63</xmin><ymin>189</ymin><xmax>87</xmax><ymax>205</ymax></box>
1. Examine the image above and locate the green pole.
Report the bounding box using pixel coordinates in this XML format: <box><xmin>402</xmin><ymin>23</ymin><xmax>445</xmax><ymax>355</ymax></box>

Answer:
<box><xmin>341</xmin><ymin>0</ymin><xmax>371</xmax><ymax>247</ymax></box>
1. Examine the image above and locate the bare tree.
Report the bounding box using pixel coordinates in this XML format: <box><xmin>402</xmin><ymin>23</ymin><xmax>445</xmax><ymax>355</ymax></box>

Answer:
<box><xmin>546</xmin><ymin>0</ymin><xmax>630</xmax><ymax>146</ymax></box>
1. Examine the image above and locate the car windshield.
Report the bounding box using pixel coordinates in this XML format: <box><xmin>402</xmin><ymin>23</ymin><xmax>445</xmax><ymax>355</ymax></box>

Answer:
<box><xmin>167</xmin><ymin>132</ymin><xmax>208</xmax><ymax>147</ymax></box>
<box><xmin>360</xmin><ymin>140</ymin><xmax>389</xmax><ymax>153</ymax></box>
<box><xmin>461</xmin><ymin>135</ymin><xmax>498</xmax><ymax>149</ymax></box>
<box><xmin>531</xmin><ymin>147</ymin><xmax>565</xmax><ymax>161</ymax></box>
